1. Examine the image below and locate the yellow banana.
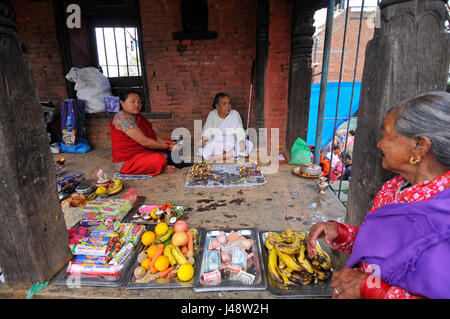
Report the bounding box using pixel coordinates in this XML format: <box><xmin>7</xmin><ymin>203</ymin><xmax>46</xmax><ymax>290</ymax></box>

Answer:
<box><xmin>308</xmin><ymin>242</ymin><xmax>332</xmax><ymax>272</ymax></box>
<box><xmin>273</xmin><ymin>247</ymin><xmax>302</xmax><ymax>272</ymax></box>
<box><xmin>265</xmin><ymin>239</ymin><xmax>274</xmax><ymax>251</ymax></box>
<box><xmin>296</xmin><ymin>244</ymin><xmax>315</xmax><ymax>274</ymax></box>
<box><xmin>107</xmin><ymin>179</ymin><xmax>123</xmax><ymax>195</ymax></box>
<box><xmin>156</xmin><ymin>226</ymin><xmax>174</xmax><ymax>243</ymax></box>
<box><xmin>278</xmin><ymin>258</ymin><xmax>286</xmax><ymax>269</ymax></box>
<box><xmin>268</xmin><ymin>249</ymin><xmax>284</xmax><ymax>284</ymax></box>
<box><xmin>290</xmin><ymin>271</ymin><xmax>313</xmax><ymax>285</ymax></box>
<box><xmin>171</xmin><ymin>245</ymin><xmax>189</xmax><ymax>265</ymax></box>
<box><xmin>164</xmin><ymin>244</ymin><xmax>177</xmax><ymax>266</ymax></box>
<box><xmin>274</xmin><ymin>232</ymin><xmax>302</xmax><ymax>254</ymax></box>
<box><xmin>277</xmin><ymin>263</ymin><xmax>295</xmax><ymax>286</ymax></box>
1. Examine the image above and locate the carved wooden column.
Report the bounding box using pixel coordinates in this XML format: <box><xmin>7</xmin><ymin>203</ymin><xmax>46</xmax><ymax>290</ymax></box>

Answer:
<box><xmin>254</xmin><ymin>0</ymin><xmax>270</xmax><ymax>132</ymax></box>
<box><xmin>0</xmin><ymin>0</ymin><xmax>72</xmax><ymax>283</ymax></box>
<box><xmin>285</xmin><ymin>1</ymin><xmax>316</xmax><ymax>150</ymax></box>
<box><xmin>346</xmin><ymin>0</ymin><xmax>449</xmax><ymax>227</ymax></box>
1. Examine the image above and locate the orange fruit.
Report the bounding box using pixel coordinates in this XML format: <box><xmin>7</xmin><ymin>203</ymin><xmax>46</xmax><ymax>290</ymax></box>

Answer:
<box><xmin>141</xmin><ymin>231</ymin><xmax>156</xmax><ymax>246</ymax></box>
<box><xmin>154</xmin><ymin>255</ymin><xmax>170</xmax><ymax>272</ymax></box>
<box><xmin>146</xmin><ymin>244</ymin><xmax>158</xmax><ymax>259</ymax></box>
<box><xmin>155</xmin><ymin>222</ymin><xmax>168</xmax><ymax>237</ymax></box>
<box><xmin>141</xmin><ymin>258</ymin><xmax>152</xmax><ymax>271</ymax></box>
<box><xmin>177</xmin><ymin>263</ymin><xmax>194</xmax><ymax>281</ymax></box>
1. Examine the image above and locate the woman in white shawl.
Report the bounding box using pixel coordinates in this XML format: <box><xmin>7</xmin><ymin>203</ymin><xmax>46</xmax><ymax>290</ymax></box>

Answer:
<box><xmin>198</xmin><ymin>92</ymin><xmax>253</xmax><ymax>161</ymax></box>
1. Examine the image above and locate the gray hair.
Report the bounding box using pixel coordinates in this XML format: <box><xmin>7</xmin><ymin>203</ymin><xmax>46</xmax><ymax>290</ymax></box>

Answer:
<box><xmin>388</xmin><ymin>91</ymin><xmax>450</xmax><ymax>166</ymax></box>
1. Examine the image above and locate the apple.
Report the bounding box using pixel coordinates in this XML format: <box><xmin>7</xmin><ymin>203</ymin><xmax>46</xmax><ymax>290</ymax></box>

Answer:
<box><xmin>174</xmin><ymin>220</ymin><xmax>188</xmax><ymax>233</ymax></box>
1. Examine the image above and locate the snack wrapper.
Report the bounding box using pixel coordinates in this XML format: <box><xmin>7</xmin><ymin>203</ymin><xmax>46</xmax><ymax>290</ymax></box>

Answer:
<box><xmin>120</xmin><ymin>224</ymin><xmax>145</xmax><ymax>246</ymax></box>
<box><xmin>74</xmin><ymin>255</ymin><xmax>109</xmax><ymax>265</ymax></box>
<box><xmin>67</xmin><ymin>262</ymin><xmax>123</xmax><ymax>277</ymax></box>
<box><xmin>72</xmin><ymin>244</ymin><xmax>111</xmax><ymax>257</ymax></box>
<box><xmin>108</xmin><ymin>242</ymin><xmax>134</xmax><ymax>265</ymax></box>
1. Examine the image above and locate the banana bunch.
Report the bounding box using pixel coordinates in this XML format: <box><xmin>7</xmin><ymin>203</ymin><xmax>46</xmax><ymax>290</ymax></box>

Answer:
<box><xmin>107</xmin><ymin>178</ymin><xmax>123</xmax><ymax>195</ymax></box>
<box><xmin>266</xmin><ymin>229</ymin><xmax>332</xmax><ymax>287</ymax></box>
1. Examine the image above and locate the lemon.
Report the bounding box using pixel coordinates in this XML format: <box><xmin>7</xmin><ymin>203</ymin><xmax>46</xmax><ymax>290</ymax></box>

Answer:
<box><xmin>177</xmin><ymin>263</ymin><xmax>194</xmax><ymax>281</ymax></box>
<box><xmin>155</xmin><ymin>222</ymin><xmax>168</xmax><ymax>237</ymax></box>
<box><xmin>95</xmin><ymin>186</ymin><xmax>108</xmax><ymax>195</ymax></box>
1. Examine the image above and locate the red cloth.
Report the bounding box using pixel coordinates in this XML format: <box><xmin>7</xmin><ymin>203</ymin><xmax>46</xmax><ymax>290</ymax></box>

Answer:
<box><xmin>110</xmin><ymin>114</ymin><xmax>167</xmax><ymax>176</ymax></box>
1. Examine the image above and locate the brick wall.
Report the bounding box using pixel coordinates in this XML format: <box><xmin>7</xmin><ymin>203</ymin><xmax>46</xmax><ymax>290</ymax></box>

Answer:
<box><xmin>13</xmin><ymin>0</ymin><xmax>68</xmax><ymax>108</ymax></box>
<box><xmin>312</xmin><ymin>10</ymin><xmax>375</xmax><ymax>84</ymax></box>
<box><xmin>264</xmin><ymin>0</ymin><xmax>292</xmax><ymax>150</ymax></box>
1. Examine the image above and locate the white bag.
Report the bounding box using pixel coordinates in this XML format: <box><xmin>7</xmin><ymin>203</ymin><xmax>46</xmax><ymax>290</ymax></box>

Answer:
<box><xmin>65</xmin><ymin>67</ymin><xmax>112</xmax><ymax>113</ymax></box>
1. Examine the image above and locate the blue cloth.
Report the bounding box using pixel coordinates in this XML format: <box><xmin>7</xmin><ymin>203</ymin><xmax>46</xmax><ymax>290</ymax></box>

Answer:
<box><xmin>306</xmin><ymin>82</ymin><xmax>361</xmax><ymax>147</ymax></box>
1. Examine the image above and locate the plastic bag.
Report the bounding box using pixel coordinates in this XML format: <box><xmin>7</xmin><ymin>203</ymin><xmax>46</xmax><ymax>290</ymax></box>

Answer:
<box><xmin>65</xmin><ymin>67</ymin><xmax>112</xmax><ymax>113</ymax></box>
<box><xmin>288</xmin><ymin>137</ymin><xmax>312</xmax><ymax>165</ymax></box>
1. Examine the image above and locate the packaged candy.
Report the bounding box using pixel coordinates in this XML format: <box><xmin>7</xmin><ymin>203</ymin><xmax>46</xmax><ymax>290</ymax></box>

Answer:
<box><xmin>72</xmin><ymin>244</ymin><xmax>111</xmax><ymax>257</ymax></box>
<box><xmin>89</xmin><ymin>229</ymin><xmax>119</xmax><ymax>238</ymax></box>
<box><xmin>80</xmin><ymin>219</ymin><xmax>103</xmax><ymax>227</ymax></box>
<box><xmin>120</xmin><ymin>224</ymin><xmax>145</xmax><ymax>246</ymax></box>
<box><xmin>67</xmin><ymin>262</ymin><xmax>123</xmax><ymax>277</ymax></box>
<box><xmin>81</xmin><ymin>235</ymin><xmax>116</xmax><ymax>247</ymax></box>
<box><xmin>74</xmin><ymin>255</ymin><xmax>109</xmax><ymax>265</ymax></box>
<box><xmin>108</xmin><ymin>242</ymin><xmax>134</xmax><ymax>265</ymax></box>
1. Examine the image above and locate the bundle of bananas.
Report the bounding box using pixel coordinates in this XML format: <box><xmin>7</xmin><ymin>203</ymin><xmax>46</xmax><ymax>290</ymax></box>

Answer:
<box><xmin>266</xmin><ymin>228</ymin><xmax>332</xmax><ymax>287</ymax></box>
<box><xmin>107</xmin><ymin>178</ymin><xmax>123</xmax><ymax>195</ymax></box>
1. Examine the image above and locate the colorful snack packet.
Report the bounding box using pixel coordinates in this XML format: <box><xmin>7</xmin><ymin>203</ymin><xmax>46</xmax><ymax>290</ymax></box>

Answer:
<box><xmin>108</xmin><ymin>242</ymin><xmax>134</xmax><ymax>265</ymax></box>
<box><xmin>67</xmin><ymin>262</ymin><xmax>123</xmax><ymax>277</ymax></box>
<box><xmin>121</xmin><ymin>224</ymin><xmax>145</xmax><ymax>246</ymax></box>
<box><xmin>74</xmin><ymin>255</ymin><xmax>109</xmax><ymax>265</ymax></box>
<box><xmin>72</xmin><ymin>244</ymin><xmax>111</xmax><ymax>257</ymax></box>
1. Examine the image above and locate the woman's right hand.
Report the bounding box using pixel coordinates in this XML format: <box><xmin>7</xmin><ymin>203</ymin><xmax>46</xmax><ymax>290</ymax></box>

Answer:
<box><xmin>201</xmin><ymin>137</ymin><xmax>208</xmax><ymax>147</ymax></box>
<box><xmin>306</xmin><ymin>222</ymin><xmax>339</xmax><ymax>257</ymax></box>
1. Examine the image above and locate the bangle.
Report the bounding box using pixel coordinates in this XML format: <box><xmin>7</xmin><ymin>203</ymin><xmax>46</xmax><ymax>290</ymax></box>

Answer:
<box><xmin>328</xmin><ymin>220</ymin><xmax>349</xmax><ymax>244</ymax></box>
<box><xmin>360</xmin><ymin>275</ymin><xmax>390</xmax><ymax>299</ymax></box>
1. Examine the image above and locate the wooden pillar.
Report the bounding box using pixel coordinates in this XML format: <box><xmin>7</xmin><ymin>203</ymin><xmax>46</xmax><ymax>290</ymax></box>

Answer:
<box><xmin>285</xmin><ymin>1</ymin><xmax>316</xmax><ymax>150</ymax></box>
<box><xmin>254</xmin><ymin>0</ymin><xmax>270</xmax><ymax>132</ymax></box>
<box><xmin>0</xmin><ymin>0</ymin><xmax>72</xmax><ymax>283</ymax></box>
<box><xmin>346</xmin><ymin>0</ymin><xmax>449</xmax><ymax>227</ymax></box>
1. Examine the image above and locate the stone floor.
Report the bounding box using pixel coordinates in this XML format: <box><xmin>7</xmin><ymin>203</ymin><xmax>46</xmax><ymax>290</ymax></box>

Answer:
<box><xmin>0</xmin><ymin>148</ymin><xmax>347</xmax><ymax>299</ymax></box>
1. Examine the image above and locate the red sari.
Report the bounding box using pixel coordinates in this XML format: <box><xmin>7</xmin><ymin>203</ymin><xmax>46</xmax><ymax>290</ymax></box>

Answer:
<box><xmin>110</xmin><ymin>114</ymin><xmax>167</xmax><ymax>176</ymax></box>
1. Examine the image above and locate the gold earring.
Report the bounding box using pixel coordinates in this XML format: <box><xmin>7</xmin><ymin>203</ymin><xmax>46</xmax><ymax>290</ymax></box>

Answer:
<box><xmin>409</xmin><ymin>155</ymin><xmax>421</xmax><ymax>165</ymax></box>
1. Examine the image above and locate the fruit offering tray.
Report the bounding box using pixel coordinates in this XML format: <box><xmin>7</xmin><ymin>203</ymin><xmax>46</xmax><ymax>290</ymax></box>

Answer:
<box><xmin>124</xmin><ymin>203</ymin><xmax>190</xmax><ymax>226</ymax></box>
<box><xmin>52</xmin><ymin>225</ymin><xmax>144</xmax><ymax>288</ymax></box>
<box><xmin>193</xmin><ymin>228</ymin><xmax>267</xmax><ymax>292</ymax></box>
<box><xmin>124</xmin><ymin>226</ymin><xmax>206</xmax><ymax>289</ymax></box>
<box><xmin>260</xmin><ymin>231</ymin><xmax>332</xmax><ymax>297</ymax></box>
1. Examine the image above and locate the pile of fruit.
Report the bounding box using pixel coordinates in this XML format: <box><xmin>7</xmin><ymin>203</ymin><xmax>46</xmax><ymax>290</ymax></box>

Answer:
<box><xmin>265</xmin><ymin>229</ymin><xmax>332</xmax><ymax>287</ymax></box>
<box><xmin>95</xmin><ymin>178</ymin><xmax>124</xmax><ymax>196</ymax></box>
<box><xmin>133</xmin><ymin>220</ymin><xmax>197</xmax><ymax>284</ymax></box>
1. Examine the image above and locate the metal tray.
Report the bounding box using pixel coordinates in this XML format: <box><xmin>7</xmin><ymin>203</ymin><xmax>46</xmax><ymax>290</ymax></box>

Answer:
<box><xmin>124</xmin><ymin>227</ymin><xmax>206</xmax><ymax>289</ymax></box>
<box><xmin>51</xmin><ymin>242</ymin><xmax>141</xmax><ymax>288</ymax></box>
<box><xmin>260</xmin><ymin>231</ymin><xmax>332</xmax><ymax>298</ymax></box>
<box><xmin>193</xmin><ymin>228</ymin><xmax>267</xmax><ymax>292</ymax></box>
<box><xmin>123</xmin><ymin>203</ymin><xmax>190</xmax><ymax>226</ymax></box>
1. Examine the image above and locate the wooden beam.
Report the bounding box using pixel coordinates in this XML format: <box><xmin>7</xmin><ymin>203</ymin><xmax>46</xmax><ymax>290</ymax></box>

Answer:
<box><xmin>285</xmin><ymin>2</ymin><xmax>316</xmax><ymax>150</ymax></box>
<box><xmin>0</xmin><ymin>0</ymin><xmax>72</xmax><ymax>283</ymax></box>
<box><xmin>254</xmin><ymin>0</ymin><xmax>270</xmax><ymax>132</ymax></box>
<box><xmin>346</xmin><ymin>0</ymin><xmax>449</xmax><ymax>227</ymax></box>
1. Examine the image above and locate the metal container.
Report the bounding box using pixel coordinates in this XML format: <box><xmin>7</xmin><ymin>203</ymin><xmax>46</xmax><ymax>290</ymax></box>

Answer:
<box><xmin>75</xmin><ymin>182</ymin><xmax>95</xmax><ymax>195</ymax></box>
<box><xmin>193</xmin><ymin>228</ymin><xmax>267</xmax><ymax>292</ymax></box>
<box><xmin>124</xmin><ymin>226</ymin><xmax>206</xmax><ymax>289</ymax></box>
<box><xmin>260</xmin><ymin>231</ymin><xmax>332</xmax><ymax>298</ymax></box>
<box><xmin>51</xmin><ymin>242</ymin><xmax>141</xmax><ymax>288</ymax></box>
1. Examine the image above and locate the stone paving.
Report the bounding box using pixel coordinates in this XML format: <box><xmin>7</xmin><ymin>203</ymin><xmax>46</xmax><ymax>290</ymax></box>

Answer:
<box><xmin>0</xmin><ymin>148</ymin><xmax>346</xmax><ymax>299</ymax></box>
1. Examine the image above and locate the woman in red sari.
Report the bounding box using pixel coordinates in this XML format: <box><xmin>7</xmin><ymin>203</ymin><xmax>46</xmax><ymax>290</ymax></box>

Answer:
<box><xmin>110</xmin><ymin>90</ymin><xmax>176</xmax><ymax>176</ymax></box>
<box><xmin>307</xmin><ymin>91</ymin><xmax>450</xmax><ymax>299</ymax></box>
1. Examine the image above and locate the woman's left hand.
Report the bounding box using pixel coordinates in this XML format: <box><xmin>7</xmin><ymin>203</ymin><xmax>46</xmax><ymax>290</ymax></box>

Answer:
<box><xmin>331</xmin><ymin>268</ymin><xmax>368</xmax><ymax>299</ymax></box>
